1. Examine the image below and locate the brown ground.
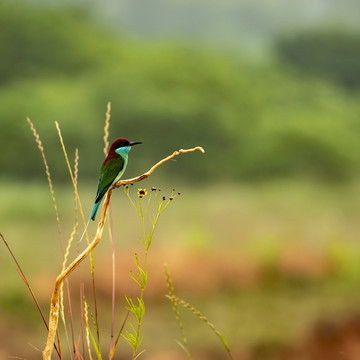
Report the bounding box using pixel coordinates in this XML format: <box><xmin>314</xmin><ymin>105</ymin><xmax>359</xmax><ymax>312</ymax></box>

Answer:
<box><xmin>0</xmin><ymin>247</ymin><xmax>357</xmax><ymax>360</ymax></box>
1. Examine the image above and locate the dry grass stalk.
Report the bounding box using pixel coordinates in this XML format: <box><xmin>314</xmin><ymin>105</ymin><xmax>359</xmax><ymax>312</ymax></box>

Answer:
<box><xmin>74</xmin><ymin>148</ymin><xmax>79</xmax><ymax>227</ymax></box>
<box><xmin>54</xmin><ymin>121</ymin><xmax>88</xmax><ymax>243</ymax></box>
<box><xmin>103</xmin><ymin>101</ymin><xmax>111</xmax><ymax>156</ymax></box>
<box><xmin>26</xmin><ymin>117</ymin><xmax>63</xmax><ymax>245</ymax></box>
<box><xmin>84</xmin><ymin>297</ymin><xmax>93</xmax><ymax>360</ymax></box>
<box><xmin>60</xmin><ymin>223</ymin><xmax>78</xmax><ymax>321</ymax></box>
<box><xmin>42</xmin><ymin>145</ymin><xmax>205</xmax><ymax>360</ymax></box>
<box><xmin>164</xmin><ymin>264</ymin><xmax>191</xmax><ymax>358</ymax></box>
<box><xmin>166</xmin><ymin>294</ymin><xmax>234</xmax><ymax>360</ymax></box>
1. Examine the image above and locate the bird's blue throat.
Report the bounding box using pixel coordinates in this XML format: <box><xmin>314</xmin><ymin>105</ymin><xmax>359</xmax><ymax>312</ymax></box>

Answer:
<box><xmin>115</xmin><ymin>146</ymin><xmax>131</xmax><ymax>155</ymax></box>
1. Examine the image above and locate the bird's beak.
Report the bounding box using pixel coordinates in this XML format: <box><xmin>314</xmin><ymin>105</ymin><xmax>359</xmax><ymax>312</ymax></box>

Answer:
<box><xmin>129</xmin><ymin>141</ymin><xmax>142</xmax><ymax>146</ymax></box>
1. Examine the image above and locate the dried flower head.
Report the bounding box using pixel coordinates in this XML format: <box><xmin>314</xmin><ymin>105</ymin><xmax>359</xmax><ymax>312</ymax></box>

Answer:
<box><xmin>137</xmin><ymin>188</ymin><xmax>147</xmax><ymax>198</ymax></box>
<box><xmin>151</xmin><ymin>187</ymin><xmax>157</xmax><ymax>191</ymax></box>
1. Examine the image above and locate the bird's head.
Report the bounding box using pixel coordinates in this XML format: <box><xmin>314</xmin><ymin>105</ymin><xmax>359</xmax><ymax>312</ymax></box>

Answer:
<box><xmin>110</xmin><ymin>137</ymin><xmax>142</xmax><ymax>156</ymax></box>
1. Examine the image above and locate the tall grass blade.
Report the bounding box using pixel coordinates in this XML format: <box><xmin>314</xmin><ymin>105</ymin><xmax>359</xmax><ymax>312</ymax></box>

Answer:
<box><xmin>108</xmin><ymin>207</ymin><xmax>116</xmax><ymax>355</ymax></box>
<box><xmin>0</xmin><ymin>233</ymin><xmax>62</xmax><ymax>359</ymax></box>
<box><xmin>109</xmin><ymin>310</ymin><xmax>130</xmax><ymax>358</ymax></box>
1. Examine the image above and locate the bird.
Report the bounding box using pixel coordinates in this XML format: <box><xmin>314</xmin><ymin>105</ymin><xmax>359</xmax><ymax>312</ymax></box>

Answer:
<box><xmin>80</xmin><ymin>137</ymin><xmax>141</xmax><ymax>242</ymax></box>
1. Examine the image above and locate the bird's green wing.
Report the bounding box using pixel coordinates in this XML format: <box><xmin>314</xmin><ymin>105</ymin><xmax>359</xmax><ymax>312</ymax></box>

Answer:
<box><xmin>94</xmin><ymin>156</ymin><xmax>125</xmax><ymax>204</ymax></box>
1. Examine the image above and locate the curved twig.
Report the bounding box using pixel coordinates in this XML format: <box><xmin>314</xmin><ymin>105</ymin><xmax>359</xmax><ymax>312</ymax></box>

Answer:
<box><xmin>115</xmin><ymin>146</ymin><xmax>205</xmax><ymax>187</ymax></box>
<box><xmin>42</xmin><ymin>146</ymin><xmax>205</xmax><ymax>360</ymax></box>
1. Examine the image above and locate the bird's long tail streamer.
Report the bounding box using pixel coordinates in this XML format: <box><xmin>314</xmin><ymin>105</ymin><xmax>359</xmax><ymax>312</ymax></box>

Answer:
<box><xmin>79</xmin><ymin>217</ymin><xmax>91</xmax><ymax>243</ymax></box>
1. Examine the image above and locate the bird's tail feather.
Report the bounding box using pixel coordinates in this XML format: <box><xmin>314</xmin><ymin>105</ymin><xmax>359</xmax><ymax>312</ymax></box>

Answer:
<box><xmin>90</xmin><ymin>201</ymin><xmax>101</xmax><ymax>221</ymax></box>
<box><xmin>79</xmin><ymin>201</ymin><xmax>102</xmax><ymax>243</ymax></box>
<box><xmin>79</xmin><ymin>217</ymin><xmax>91</xmax><ymax>243</ymax></box>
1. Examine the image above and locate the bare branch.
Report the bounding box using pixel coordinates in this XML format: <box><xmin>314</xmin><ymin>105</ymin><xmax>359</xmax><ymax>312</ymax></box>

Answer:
<box><xmin>115</xmin><ymin>146</ymin><xmax>205</xmax><ymax>187</ymax></box>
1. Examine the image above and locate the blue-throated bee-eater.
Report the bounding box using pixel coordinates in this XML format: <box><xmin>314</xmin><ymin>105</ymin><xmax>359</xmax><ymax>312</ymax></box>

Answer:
<box><xmin>79</xmin><ymin>137</ymin><xmax>141</xmax><ymax>243</ymax></box>
<box><xmin>90</xmin><ymin>137</ymin><xmax>142</xmax><ymax>221</ymax></box>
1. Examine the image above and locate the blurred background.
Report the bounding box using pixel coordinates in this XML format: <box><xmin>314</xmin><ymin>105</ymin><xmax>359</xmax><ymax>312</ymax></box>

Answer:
<box><xmin>1</xmin><ymin>0</ymin><xmax>360</xmax><ymax>359</ymax></box>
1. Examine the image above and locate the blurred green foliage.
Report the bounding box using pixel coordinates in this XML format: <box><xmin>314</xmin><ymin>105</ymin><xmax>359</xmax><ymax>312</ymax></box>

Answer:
<box><xmin>1</xmin><ymin>2</ymin><xmax>360</xmax><ymax>183</ymax></box>
<box><xmin>0</xmin><ymin>3</ymin><xmax>106</xmax><ymax>84</ymax></box>
<box><xmin>276</xmin><ymin>28</ymin><xmax>360</xmax><ymax>90</ymax></box>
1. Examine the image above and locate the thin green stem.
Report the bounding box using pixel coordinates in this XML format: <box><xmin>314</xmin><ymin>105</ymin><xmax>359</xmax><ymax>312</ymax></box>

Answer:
<box><xmin>124</xmin><ymin>188</ymin><xmax>177</xmax><ymax>360</ymax></box>
<box><xmin>139</xmin><ymin>198</ymin><xmax>146</xmax><ymax>246</ymax></box>
<box><xmin>124</xmin><ymin>186</ymin><xmax>140</xmax><ymax>216</ymax></box>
